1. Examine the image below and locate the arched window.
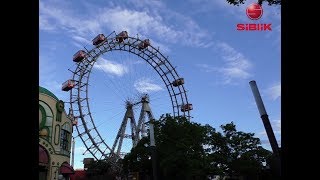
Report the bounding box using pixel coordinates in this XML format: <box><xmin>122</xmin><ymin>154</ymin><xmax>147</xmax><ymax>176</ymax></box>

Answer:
<box><xmin>60</xmin><ymin>123</ymin><xmax>71</xmax><ymax>155</ymax></box>
<box><xmin>39</xmin><ymin>101</ymin><xmax>54</xmax><ymax>142</ymax></box>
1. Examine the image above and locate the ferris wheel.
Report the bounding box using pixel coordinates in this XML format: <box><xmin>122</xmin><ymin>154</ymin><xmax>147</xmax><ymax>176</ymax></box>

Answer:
<box><xmin>62</xmin><ymin>31</ymin><xmax>193</xmax><ymax>164</ymax></box>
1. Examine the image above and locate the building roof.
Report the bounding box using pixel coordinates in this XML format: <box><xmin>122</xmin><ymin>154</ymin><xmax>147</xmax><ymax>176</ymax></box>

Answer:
<box><xmin>39</xmin><ymin>86</ymin><xmax>59</xmax><ymax>101</ymax></box>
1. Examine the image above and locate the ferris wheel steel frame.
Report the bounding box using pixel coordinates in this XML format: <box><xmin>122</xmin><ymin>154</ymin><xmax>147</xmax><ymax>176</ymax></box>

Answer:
<box><xmin>68</xmin><ymin>31</ymin><xmax>191</xmax><ymax>162</ymax></box>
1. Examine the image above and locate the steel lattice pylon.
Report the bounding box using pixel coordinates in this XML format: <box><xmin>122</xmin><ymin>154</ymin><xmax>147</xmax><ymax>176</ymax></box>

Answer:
<box><xmin>67</xmin><ymin>31</ymin><xmax>192</xmax><ymax>168</ymax></box>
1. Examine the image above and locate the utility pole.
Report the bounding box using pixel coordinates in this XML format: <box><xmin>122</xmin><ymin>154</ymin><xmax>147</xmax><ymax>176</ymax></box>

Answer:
<box><xmin>249</xmin><ymin>80</ymin><xmax>281</xmax><ymax>177</ymax></box>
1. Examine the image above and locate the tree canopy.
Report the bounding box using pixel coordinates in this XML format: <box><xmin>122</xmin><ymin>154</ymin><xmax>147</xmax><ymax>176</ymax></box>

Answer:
<box><xmin>226</xmin><ymin>0</ymin><xmax>281</xmax><ymax>6</ymax></box>
<box><xmin>122</xmin><ymin>115</ymin><xmax>275</xmax><ymax>179</ymax></box>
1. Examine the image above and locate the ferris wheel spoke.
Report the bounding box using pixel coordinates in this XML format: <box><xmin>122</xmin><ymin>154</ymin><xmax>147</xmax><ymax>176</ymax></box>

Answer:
<box><xmin>94</xmin><ymin>110</ymin><xmax>125</xmax><ymax>130</ymax></box>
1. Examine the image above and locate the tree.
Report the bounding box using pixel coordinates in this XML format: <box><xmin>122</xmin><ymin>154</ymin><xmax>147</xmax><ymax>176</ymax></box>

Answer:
<box><xmin>86</xmin><ymin>159</ymin><xmax>110</xmax><ymax>176</ymax></box>
<box><xmin>226</xmin><ymin>0</ymin><xmax>281</xmax><ymax>6</ymax></box>
<box><xmin>122</xmin><ymin>137</ymin><xmax>153</xmax><ymax>178</ymax></box>
<box><xmin>123</xmin><ymin>115</ymin><xmax>210</xmax><ymax>179</ymax></box>
<box><xmin>155</xmin><ymin>116</ymin><xmax>210</xmax><ymax>179</ymax></box>
<box><xmin>206</xmin><ymin>122</ymin><xmax>273</xmax><ymax>179</ymax></box>
<box><xmin>122</xmin><ymin>116</ymin><xmax>274</xmax><ymax>179</ymax></box>
<box><xmin>86</xmin><ymin>159</ymin><xmax>119</xmax><ymax>179</ymax></box>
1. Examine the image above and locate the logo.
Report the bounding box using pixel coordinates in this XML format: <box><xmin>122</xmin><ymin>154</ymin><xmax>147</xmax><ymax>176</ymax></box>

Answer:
<box><xmin>237</xmin><ymin>3</ymin><xmax>272</xmax><ymax>31</ymax></box>
<box><xmin>246</xmin><ymin>3</ymin><xmax>263</xmax><ymax>20</ymax></box>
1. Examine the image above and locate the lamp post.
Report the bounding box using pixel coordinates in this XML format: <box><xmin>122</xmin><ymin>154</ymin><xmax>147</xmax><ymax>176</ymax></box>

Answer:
<box><xmin>71</xmin><ymin>137</ymin><xmax>75</xmax><ymax>167</ymax></box>
<box><xmin>249</xmin><ymin>80</ymin><xmax>280</xmax><ymax>157</ymax></box>
<box><xmin>149</xmin><ymin>119</ymin><xmax>157</xmax><ymax>180</ymax></box>
<box><xmin>249</xmin><ymin>80</ymin><xmax>281</xmax><ymax>177</ymax></box>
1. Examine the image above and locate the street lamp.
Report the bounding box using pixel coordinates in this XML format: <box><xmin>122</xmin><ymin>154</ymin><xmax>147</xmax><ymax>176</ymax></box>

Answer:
<box><xmin>149</xmin><ymin>119</ymin><xmax>157</xmax><ymax>180</ymax></box>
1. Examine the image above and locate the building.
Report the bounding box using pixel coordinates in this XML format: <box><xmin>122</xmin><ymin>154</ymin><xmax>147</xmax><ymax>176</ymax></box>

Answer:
<box><xmin>39</xmin><ymin>86</ymin><xmax>75</xmax><ymax>180</ymax></box>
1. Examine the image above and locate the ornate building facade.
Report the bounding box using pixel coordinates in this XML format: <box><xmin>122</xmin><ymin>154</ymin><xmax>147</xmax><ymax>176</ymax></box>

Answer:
<box><xmin>39</xmin><ymin>86</ymin><xmax>75</xmax><ymax>180</ymax></box>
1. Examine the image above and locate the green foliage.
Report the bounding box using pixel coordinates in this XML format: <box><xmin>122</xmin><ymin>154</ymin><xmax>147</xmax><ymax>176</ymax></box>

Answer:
<box><xmin>86</xmin><ymin>159</ymin><xmax>112</xmax><ymax>176</ymax></box>
<box><xmin>155</xmin><ymin>116</ymin><xmax>209</xmax><ymax>179</ymax></box>
<box><xmin>122</xmin><ymin>137</ymin><xmax>152</xmax><ymax>175</ymax></box>
<box><xmin>226</xmin><ymin>0</ymin><xmax>281</xmax><ymax>6</ymax></box>
<box><xmin>86</xmin><ymin>159</ymin><xmax>122</xmax><ymax>179</ymax></box>
<box><xmin>206</xmin><ymin>122</ymin><xmax>272</xmax><ymax>177</ymax></box>
<box><xmin>122</xmin><ymin>116</ymin><xmax>274</xmax><ymax>179</ymax></box>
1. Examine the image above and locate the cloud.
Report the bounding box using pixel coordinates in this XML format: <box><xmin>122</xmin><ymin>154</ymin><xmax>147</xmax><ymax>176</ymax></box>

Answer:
<box><xmin>218</xmin><ymin>67</ymin><xmax>251</xmax><ymax>80</ymax></box>
<box><xmin>39</xmin><ymin>55</ymin><xmax>69</xmax><ymax>101</ymax></box>
<box><xmin>43</xmin><ymin>81</ymin><xmax>61</xmax><ymax>92</ymax></box>
<box><xmin>273</xmin><ymin>119</ymin><xmax>281</xmax><ymax>134</ymax></box>
<box><xmin>196</xmin><ymin>42</ymin><xmax>252</xmax><ymax>84</ymax></box>
<box><xmin>39</xmin><ymin>1</ymin><xmax>66</xmax><ymax>32</ymax></box>
<box><xmin>39</xmin><ymin>55</ymin><xmax>56</xmax><ymax>79</ymax></box>
<box><xmin>215</xmin><ymin>42</ymin><xmax>252</xmax><ymax>84</ymax></box>
<box><xmin>196</xmin><ymin>64</ymin><xmax>216</xmax><ymax>73</ymax></box>
<box><xmin>129</xmin><ymin>0</ymin><xmax>165</xmax><ymax>10</ymax></box>
<box><xmin>71</xmin><ymin>35</ymin><xmax>92</xmax><ymax>49</ymax></box>
<box><xmin>40</xmin><ymin>1</ymin><xmax>212</xmax><ymax>49</ymax></box>
<box><xmin>39</xmin><ymin>1</ymin><xmax>102</xmax><ymax>36</ymax></box>
<box><xmin>134</xmin><ymin>78</ymin><xmax>163</xmax><ymax>93</ymax></box>
<box><xmin>118</xmin><ymin>0</ymin><xmax>214</xmax><ymax>48</ymax></box>
<box><xmin>150</xmin><ymin>40</ymin><xmax>171</xmax><ymax>53</ymax></box>
<box><xmin>39</xmin><ymin>16</ymin><xmax>56</xmax><ymax>31</ymax></box>
<box><xmin>71</xmin><ymin>35</ymin><xmax>91</xmax><ymax>45</ymax></box>
<box><xmin>266</xmin><ymin>24</ymin><xmax>281</xmax><ymax>52</ymax></box>
<box><xmin>265</xmin><ymin>82</ymin><xmax>281</xmax><ymax>101</ymax></box>
<box><xmin>93</xmin><ymin>58</ymin><xmax>128</xmax><ymax>77</ymax></box>
<box><xmin>98</xmin><ymin>7</ymin><xmax>211</xmax><ymax>48</ymax></box>
<box><xmin>188</xmin><ymin>0</ymin><xmax>248</xmax><ymax>20</ymax></box>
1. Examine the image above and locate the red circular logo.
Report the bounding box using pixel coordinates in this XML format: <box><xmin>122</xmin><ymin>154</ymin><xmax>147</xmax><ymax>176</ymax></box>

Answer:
<box><xmin>246</xmin><ymin>3</ymin><xmax>263</xmax><ymax>20</ymax></box>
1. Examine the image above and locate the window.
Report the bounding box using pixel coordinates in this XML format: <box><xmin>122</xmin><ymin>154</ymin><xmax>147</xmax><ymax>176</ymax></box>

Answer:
<box><xmin>39</xmin><ymin>101</ymin><xmax>53</xmax><ymax>142</ymax></box>
<box><xmin>60</xmin><ymin>130</ymin><xmax>70</xmax><ymax>150</ymax></box>
<box><xmin>60</xmin><ymin>123</ymin><xmax>71</xmax><ymax>155</ymax></box>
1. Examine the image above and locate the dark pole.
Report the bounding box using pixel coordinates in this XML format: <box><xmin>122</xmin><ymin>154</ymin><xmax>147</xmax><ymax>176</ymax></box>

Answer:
<box><xmin>249</xmin><ymin>80</ymin><xmax>281</xmax><ymax>176</ymax></box>
<box><xmin>249</xmin><ymin>80</ymin><xmax>280</xmax><ymax>156</ymax></box>
<box><xmin>149</xmin><ymin>119</ymin><xmax>157</xmax><ymax>180</ymax></box>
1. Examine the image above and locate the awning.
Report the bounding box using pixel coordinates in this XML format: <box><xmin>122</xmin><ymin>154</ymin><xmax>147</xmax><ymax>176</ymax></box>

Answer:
<box><xmin>39</xmin><ymin>145</ymin><xmax>49</xmax><ymax>166</ymax></box>
<box><xmin>60</xmin><ymin>162</ymin><xmax>75</xmax><ymax>174</ymax></box>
